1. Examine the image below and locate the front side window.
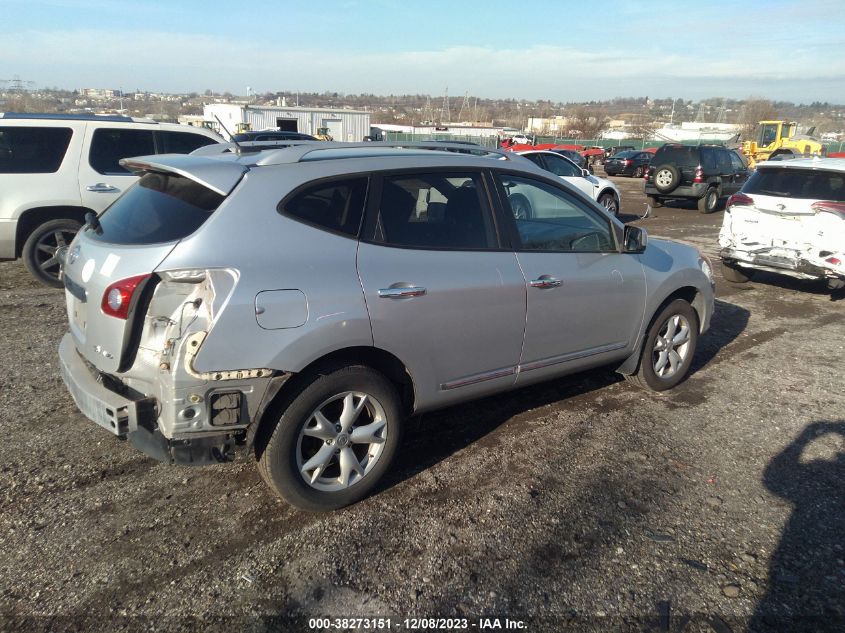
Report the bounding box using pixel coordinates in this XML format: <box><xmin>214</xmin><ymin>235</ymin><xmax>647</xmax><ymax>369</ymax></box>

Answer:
<box><xmin>281</xmin><ymin>178</ymin><xmax>368</xmax><ymax>236</ymax></box>
<box><xmin>0</xmin><ymin>126</ymin><xmax>73</xmax><ymax>173</ymax></box>
<box><xmin>541</xmin><ymin>153</ymin><xmax>581</xmax><ymax>177</ymax></box>
<box><xmin>372</xmin><ymin>172</ymin><xmax>495</xmax><ymax>249</ymax></box>
<box><xmin>498</xmin><ymin>174</ymin><xmax>615</xmax><ymax>252</ymax></box>
<box><xmin>730</xmin><ymin>151</ymin><xmax>746</xmax><ymax>171</ymax></box>
<box><xmin>89</xmin><ymin>129</ymin><xmax>155</xmax><ymax>175</ymax></box>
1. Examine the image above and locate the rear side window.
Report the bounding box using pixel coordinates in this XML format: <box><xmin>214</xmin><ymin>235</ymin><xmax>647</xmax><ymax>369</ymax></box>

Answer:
<box><xmin>88</xmin><ymin>172</ymin><xmax>224</xmax><ymax>244</ymax></box>
<box><xmin>89</xmin><ymin>129</ymin><xmax>155</xmax><ymax>175</ymax></box>
<box><xmin>0</xmin><ymin>126</ymin><xmax>72</xmax><ymax>173</ymax></box>
<box><xmin>653</xmin><ymin>145</ymin><xmax>698</xmax><ymax>167</ymax></box>
<box><xmin>744</xmin><ymin>168</ymin><xmax>845</xmax><ymax>201</ymax></box>
<box><xmin>281</xmin><ymin>178</ymin><xmax>368</xmax><ymax>236</ymax></box>
<box><xmin>161</xmin><ymin>131</ymin><xmax>217</xmax><ymax>154</ymax></box>
<box><xmin>372</xmin><ymin>172</ymin><xmax>495</xmax><ymax>250</ymax></box>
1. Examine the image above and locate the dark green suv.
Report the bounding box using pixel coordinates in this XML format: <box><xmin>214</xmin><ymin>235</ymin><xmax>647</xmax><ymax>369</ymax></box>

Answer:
<box><xmin>644</xmin><ymin>144</ymin><xmax>749</xmax><ymax>213</ymax></box>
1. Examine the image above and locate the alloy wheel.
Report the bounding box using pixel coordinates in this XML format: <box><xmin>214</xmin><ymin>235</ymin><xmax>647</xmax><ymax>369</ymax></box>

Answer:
<box><xmin>296</xmin><ymin>391</ymin><xmax>388</xmax><ymax>491</ymax></box>
<box><xmin>652</xmin><ymin>314</ymin><xmax>692</xmax><ymax>379</ymax></box>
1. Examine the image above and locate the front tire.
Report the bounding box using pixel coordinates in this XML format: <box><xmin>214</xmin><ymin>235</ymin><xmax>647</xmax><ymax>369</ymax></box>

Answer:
<box><xmin>257</xmin><ymin>365</ymin><xmax>402</xmax><ymax>511</ymax></box>
<box><xmin>627</xmin><ymin>299</ymin><xmax>699</xmax><ymax>391</ymax></box>
<box><xmin>633</xmin><ymin>166</ymin><xmax>644</xmax><ymax>178</ymax></box>
<box><xmin>646</xmin><ymin>196</ymin><xmax>662</xmax><ymax>208</ymax></box>
<box><xmin>22</xmin><ymin>219</ymin><xmax>81</xmax><ymax>288</ymax></box>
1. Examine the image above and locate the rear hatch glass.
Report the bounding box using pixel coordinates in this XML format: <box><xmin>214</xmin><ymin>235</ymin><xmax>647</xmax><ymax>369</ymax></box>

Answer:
<box><xmin>744</xmin><ymin>167</ymin><xmax>845</xmax><ymax>201</ymax></box>
<box><xmin>89</xmin><ymin>171</ymin><xmax>224</xmax><ymax>244</ymax></box>
<box><xmin>653</xmin><ymin>146</ymin><xmax>699</xmax><ymax>167</ymax></box>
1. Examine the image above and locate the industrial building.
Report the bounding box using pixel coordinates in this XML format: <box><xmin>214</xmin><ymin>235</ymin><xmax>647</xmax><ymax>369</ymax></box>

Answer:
<box><xmin>203</xmin><ymin>103</ymin><xmax>370</xmax><ymax>141</ymax></box>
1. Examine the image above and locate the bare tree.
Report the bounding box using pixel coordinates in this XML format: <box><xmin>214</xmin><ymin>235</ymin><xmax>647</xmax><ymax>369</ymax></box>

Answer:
<box><xmin>563</xmin><ymin>106</ymin><xmax>608</xmax><ymax>141</ymax></box>
<box><xmin>739</xmin><ymin>98</ymin><xmax>778</xmax><ymax>141</ymax></box>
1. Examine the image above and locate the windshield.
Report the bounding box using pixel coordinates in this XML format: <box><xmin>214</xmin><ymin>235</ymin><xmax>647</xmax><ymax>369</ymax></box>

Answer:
<box><xmin>744</xmin><ymin>167</ymin><xmax>845</xmax><ymax>201</ymax></box>
<box><xmin>88</xmin><ymin>171</ymin><xmax>225</xmax><ymax>244</ymax></box>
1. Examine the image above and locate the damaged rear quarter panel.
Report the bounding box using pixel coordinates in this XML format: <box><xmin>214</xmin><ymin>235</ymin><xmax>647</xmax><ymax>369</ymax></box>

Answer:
<box><xmin>150</xmin><ymin>166</ymin><xmax>374</xmax><ymax>376</ymax></box>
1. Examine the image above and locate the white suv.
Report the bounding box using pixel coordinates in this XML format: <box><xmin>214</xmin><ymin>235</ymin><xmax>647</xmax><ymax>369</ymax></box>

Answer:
<box><xmin>719</xmin><ymin>157</ymin><xmax>845</xmax><ymax>290</ymax></box>
<box><xmin>0</xmin><ymin>113</ymin><xmax>221</xmax><ymax>286</ymax></box>
<box><xmin>516</xmin><ymin>150</ymin><xmax>622</xmax><ymax>215</ymax></box>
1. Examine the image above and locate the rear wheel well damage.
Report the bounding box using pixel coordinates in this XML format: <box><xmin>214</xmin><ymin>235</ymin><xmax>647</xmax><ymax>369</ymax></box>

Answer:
<box><xmin>248</xmin><ymin>346</ymin><xmax>415</xmax><ymax>460</ymax></box>
<box><xmin>15</xmin><ymin>206</ymin><xmax>92</xmax><ymax>257</ymax></box>
<box><xmin>617</xmin><ymin>286</ymin><xmax>704</xmax><ymax>375</ymax></box>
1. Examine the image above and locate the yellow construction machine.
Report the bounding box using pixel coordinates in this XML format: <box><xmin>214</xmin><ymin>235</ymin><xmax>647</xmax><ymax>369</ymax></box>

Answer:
<box><xmin>314</xmin><ymin>127</ymin><xmax>334</xmax><ymax>141</ymax></box>
<box><xmin>741</xmin><ymin>120</ymin><xmax>825</xmax><ymax>168</ymax></box>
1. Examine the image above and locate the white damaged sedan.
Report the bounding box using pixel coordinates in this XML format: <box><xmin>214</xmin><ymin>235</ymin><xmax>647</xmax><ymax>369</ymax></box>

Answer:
<box><xmin>719</xmin><ymin>157</ymin><xmax>845</xmax><ymax>290</ymax></box>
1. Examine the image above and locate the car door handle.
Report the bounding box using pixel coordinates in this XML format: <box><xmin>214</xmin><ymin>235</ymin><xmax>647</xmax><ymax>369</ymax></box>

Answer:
<box><xmin>86</xmin><ymin>183</ymin><xmax>120</xmax><ymax>193</ymax></box>
<box><xmin>378</xmin><ymin>286</ymin><xmax>427</xmax><ymax>299</ymax></box>
<box><xmin>529</xmin><ymin>276</ymin><xmax>562</xmax><ymax>289</ymax></box>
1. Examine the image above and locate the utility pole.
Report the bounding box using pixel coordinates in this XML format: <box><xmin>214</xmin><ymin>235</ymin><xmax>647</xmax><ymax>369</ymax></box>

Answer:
<box><xmin>440</xmin><ymin>87</ymin><xmax>450</xmax><ymax>124</ymax></box>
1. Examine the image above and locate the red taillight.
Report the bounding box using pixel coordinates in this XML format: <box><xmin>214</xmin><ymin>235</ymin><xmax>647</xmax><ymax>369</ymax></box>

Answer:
<box><xmin>101</xmin><ymin>274</ymin><xmax>151</xmax><ymax>320</ymax></box>
<box><xmin>812</xmin><ymin>201</ymin><xmax>845</xmax><ymax>218</ymax></box>
<box><xmin>826</xmin><ymin>256</ymin><xmax>842</xmax><ymax>266</ymax></box>
<box><xmin>726</xmin><ymin>193</ymin><xmax>754</xmax><ymax>211</ymax></box>
<box><xmin>623</xmin><ymin>159</ymin><xmax>632</xmax><ymax>166</ymax></box>
<box><xmin>693</xmin><ymin>165</ymin><xmax>704</xmax><ymax>183</ymax></box>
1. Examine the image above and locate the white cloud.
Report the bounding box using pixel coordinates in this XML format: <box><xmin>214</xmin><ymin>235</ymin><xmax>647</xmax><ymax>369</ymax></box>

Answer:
<box><xmin>1</xmin><ymin>28</ymin><xmax>843</xmax><ymax>101</ymax></box>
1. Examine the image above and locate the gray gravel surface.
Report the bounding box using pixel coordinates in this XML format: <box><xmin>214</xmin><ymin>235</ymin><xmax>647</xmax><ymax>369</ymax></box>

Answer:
<box><xmin>1</xmin><ymin>171</ymin><xmax>843</xmax><ymax>633</ymax></box>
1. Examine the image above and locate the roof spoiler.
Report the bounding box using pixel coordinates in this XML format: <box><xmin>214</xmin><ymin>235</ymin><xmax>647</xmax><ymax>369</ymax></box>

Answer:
<box><xmin>119</xmin><ymin>154</ymin><xmax>248</xmax><ymax>196</ymax></box>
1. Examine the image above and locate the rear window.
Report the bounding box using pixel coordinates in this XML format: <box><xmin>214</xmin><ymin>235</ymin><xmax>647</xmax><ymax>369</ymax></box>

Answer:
<box><xmin>281</xmin><ymin>178</ymin><xmax>368</xmax><ymax>236</ymax></box>
<box><xmin>89</xmin><ymin>129</ymin><xmax>155</xmax><ymax>175</ymax></box>
<box><xmin>0</xmin><ymin>126</ymin><xmax>73</xmax><ymax>173</ymax></box>
<box><xmin>88</xmin><ymin>172</ymin><xmax>224</xmax><ymax>244</ymax></box>
<box><xmin>653</xmin><ymin>145</ymin><xmax>699</xmax><ymax>167</ymax></box>
<box><xmin>161</xmin><ymin>131</ymin><xmax>217</xmax><ymax>154</ymax></box>
<box><xmin>744</xmin><ymin>167</ymin><xmax>845</xmax><ymax>201</ymax></box>
<box><xmin>612</xmin><ymin>151</ymin><xmax>637</xmax><ymax>159</ymax></box>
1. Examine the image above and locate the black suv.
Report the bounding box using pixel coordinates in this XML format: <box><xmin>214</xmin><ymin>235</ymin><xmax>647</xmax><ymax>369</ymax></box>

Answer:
<box><xmin>644</xmin><ymin>144</ymin><xmax>749</xmax><ymax>213</ymax></box>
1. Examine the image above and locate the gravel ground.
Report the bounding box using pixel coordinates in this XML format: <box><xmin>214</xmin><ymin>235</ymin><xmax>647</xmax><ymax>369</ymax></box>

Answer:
<box><xmin>1</xmin><ymin>171</ymin><xmax>843</xmax><ymax>633</ymax></box>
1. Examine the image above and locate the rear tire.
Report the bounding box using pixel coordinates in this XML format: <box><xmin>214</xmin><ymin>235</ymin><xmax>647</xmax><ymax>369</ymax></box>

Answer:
<box><xmin>626</xmin><ymin>299</ymin><xmax>699</xmax><ymax>391</ymax></box>
<box><xmin>721</xmin><ymin>260</ymin><xmax>752</xmax><ymax>283</ymax></box>
<box><xmin>697</xmin><ymin>188</ymin><xmax>719</xmax><ymax>214</ymax></box>
<box><xmin>257</xmin><ymin>365</ymin><xmax>402</xmax><ymax>511</ymax></box>
<box><xmin>509</xmin><ymin>193</ymin><xmax>533</xmax><ymax>220</ymax></box>
<box><xmin>22</xmin><ymin>218</ymin><xmax>81</xmax><ymax>288</ymax></box>
<box><xmin>633</xmin><ymin>166</ymin><xmax>644</xmax><ymax>178</ymax></box>
<box><xmin>598</xmin><ymin>192</ymin><xmax>619</xmax><ymax>216</ymax></box>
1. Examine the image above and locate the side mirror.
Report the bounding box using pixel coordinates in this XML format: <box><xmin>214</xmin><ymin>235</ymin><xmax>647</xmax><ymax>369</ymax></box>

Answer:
<box><xmin>623</xmin><ymin>225</ymin><xmax>648</xmax><ymax>253</ymax></box>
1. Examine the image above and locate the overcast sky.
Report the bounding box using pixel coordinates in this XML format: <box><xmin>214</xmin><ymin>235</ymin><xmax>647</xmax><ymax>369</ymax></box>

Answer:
<box><xmin>1</xmin><ymin>0</ymin><xmax>843</xmax><ymax>103</ymax></box>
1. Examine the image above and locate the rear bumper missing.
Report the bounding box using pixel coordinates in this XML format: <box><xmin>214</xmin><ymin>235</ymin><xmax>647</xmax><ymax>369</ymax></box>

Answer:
<box><xmin>720</xmin><ymin>247</ymin><xmax>845</xmax><ymax>280</ymax></box>
<box><xmin>59</xmin><ymin>333</ymin><xmax>234</xmax><ymax>465</ymax></box>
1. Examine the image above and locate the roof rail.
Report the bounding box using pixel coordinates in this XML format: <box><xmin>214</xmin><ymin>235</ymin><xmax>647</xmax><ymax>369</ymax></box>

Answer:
<box><xmin>250</xmin><ymin>141</ymin><xmax>515</xmax><ymax>166</ymax></box>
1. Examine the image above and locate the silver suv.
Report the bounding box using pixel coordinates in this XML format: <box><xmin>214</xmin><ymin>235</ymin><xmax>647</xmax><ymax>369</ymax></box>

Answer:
<box><xmin>58</xmin><ymin>142</ymin><xmax>715</xmax><ymax>511</ymax></box>
<box><xmin>0</xmin><ymin>113</ymin><xmax>221</xmax><ymax>286</ymax></box>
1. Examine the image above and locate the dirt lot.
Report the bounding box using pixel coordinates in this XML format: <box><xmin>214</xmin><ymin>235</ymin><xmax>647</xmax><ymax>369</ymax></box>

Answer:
<box><xmin>1</xmin><ymin>171</ymin><xmax>843</xmax><ymax>633</ymax></box>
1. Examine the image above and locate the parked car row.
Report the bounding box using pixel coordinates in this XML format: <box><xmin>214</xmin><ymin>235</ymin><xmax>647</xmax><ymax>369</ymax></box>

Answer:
<box><xmin>4</xmin><ymin>113</ymin><xmax>842</xmax><ymax>512</ymax></box>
